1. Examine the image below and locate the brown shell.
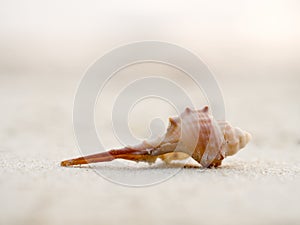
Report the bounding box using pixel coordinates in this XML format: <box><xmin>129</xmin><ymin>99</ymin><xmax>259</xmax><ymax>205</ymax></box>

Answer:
<box><xmin>61</xmin><ymin>106</ymin><xmax>251</xmax><ymax>168</ymax></box>
<box><xmin>133</xmin><ymin>106</ymin><xmax>251</xmax><ymax>167</ymax></box>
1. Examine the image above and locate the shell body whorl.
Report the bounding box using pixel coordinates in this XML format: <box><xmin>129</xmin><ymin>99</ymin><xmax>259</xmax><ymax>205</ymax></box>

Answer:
<box><xmin>136</xmin><ymin>106</ymin><xmax>251</xmax><ymax>167</ymax></box>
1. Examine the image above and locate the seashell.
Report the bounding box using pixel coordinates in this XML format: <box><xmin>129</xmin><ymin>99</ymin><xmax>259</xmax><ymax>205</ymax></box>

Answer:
<box><xmin>61</xmin><ymin>106</ymin><xmax>251</xmax><ymax>168</ymax></box>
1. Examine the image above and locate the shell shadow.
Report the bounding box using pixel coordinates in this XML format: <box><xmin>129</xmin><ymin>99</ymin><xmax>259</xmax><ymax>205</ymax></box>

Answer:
<box><xmin>70</xmin><ymin>161</ymin><xmax>203</xmax><ymax>171</ymax></box>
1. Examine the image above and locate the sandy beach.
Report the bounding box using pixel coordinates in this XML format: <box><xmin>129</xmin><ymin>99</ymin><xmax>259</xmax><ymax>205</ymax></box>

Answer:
<box><xmin>1</xmin><ymin>0</ymin><xmax>300</xmax><ymax>224</ymax></box>
<box><xmin>1</xmin><ymin>72</ymin><xmax>299</xmax><ymax>225</ymax></box>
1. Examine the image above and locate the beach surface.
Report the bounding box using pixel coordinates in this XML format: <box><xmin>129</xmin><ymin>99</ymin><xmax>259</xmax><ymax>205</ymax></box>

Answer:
<box><xmin>1</xmin><ymin>72</ymin><xmax>299</xmax><ymax>225</ymax></box>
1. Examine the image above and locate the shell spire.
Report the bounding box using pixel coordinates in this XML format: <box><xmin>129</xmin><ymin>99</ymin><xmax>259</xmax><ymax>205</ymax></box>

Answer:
<box><xmin>61</xmin><ymin>106</ymin><xmax>251</xmax><ymax>168</ymax></box>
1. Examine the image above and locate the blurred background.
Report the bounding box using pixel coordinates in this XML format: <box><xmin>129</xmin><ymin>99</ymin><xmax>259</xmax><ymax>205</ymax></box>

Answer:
<box><xmin>0</xmin><ymin>0</ymin><xmax>299</xmax><ymax>225</ymax></box>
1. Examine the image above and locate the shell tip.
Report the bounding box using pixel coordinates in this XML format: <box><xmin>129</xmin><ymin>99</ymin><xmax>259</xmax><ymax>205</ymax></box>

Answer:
<box><xmin>202</xmin><ymin>105</ymin><xmax>209</xmax><ymax>113</ymax></box>
<box><xmin>245</xmin><ymin>131</ymin><xmax>252</xmax><ymax>143</ymax></box>
<box><xmin>169</xmin><ymin>117</ymin><xmax>177</xmax><ymax>126</ymax></box>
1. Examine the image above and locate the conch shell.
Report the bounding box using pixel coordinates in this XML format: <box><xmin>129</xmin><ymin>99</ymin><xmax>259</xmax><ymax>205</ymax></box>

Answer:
<box><xmin>61</xmin><ymin>106</ymin><xmax>251</xmax><ymax>168</ymax></box>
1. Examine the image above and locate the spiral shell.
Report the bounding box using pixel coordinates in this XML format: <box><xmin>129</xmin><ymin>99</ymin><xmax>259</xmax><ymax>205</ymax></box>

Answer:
<box><xmin>130</xmin><ymin>106</ymin><xmax>251</xmax><ymax>167</ymax></box>
<box><xmin>61</xmin><ymin>106</ymin><xmax>251</xmax><ymax>168</ymax></box>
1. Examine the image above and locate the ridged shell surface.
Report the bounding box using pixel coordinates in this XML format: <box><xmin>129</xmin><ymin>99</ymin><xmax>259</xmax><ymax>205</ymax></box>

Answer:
<box><xmin>131</xmin><ymin>106</ymin><xmax>251</xmax><ymax>167</ymax></box>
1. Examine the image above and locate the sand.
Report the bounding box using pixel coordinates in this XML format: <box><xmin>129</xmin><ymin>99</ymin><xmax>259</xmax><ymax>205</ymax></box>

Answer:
<box><xmin>1</xmin><ymin>0</ymin><xmax>300</xmax><ymax>223</ymax></box>
<box><xmin>0</xmin><ymin>72</ymin><xmax>300</xmax><ymax>225</ymax></box>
